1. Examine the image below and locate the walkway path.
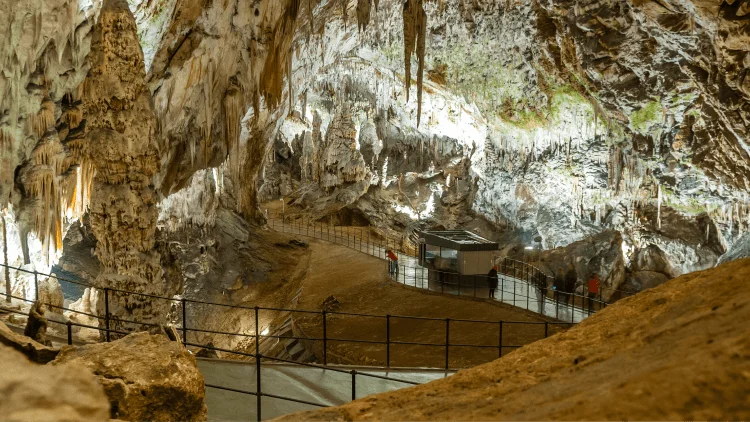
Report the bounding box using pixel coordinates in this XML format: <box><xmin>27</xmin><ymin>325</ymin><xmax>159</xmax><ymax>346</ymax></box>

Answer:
<box><xmin>268</xmin><ymin>218</ymin><xmax>592</xmax><ymax>323</ymax></box>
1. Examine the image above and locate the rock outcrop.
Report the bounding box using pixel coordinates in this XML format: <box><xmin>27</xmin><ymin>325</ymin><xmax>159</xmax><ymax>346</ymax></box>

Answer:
<box><xmin>51</xmin><ymin>332</ymin><xmax>207</xmax><ymax>422</ymax></box>
<box><xmin>23</xmin><ymin>301</ymin><xmax>49</xmax><ymax>346</ymax></box>
<box><xmin>0</xmin><ymin>343</ymin><xmax>110</xmax><ymax>422</ymax></box>
<box><xmin>0</xmin><ymin>320</ymin><xmax>58</xmax><ymax>363</ymax></box>
<box><xmin>276</xmin><ymin>258</ymin><xmax>750</xmax><ymax>421</ymax></box>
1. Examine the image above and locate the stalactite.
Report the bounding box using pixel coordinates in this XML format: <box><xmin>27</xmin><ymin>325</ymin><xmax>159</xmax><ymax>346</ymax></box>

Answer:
<box><xmin>402</xmin><ymin>0</ymin><xmax>416</xmax><ymax>103</ymax></box>
<box><xmin>357</xmin><ymin>0</ymin><xmax>372</xmax><ymax>32</ymax></box>
<box><xmin>0</xmin><ymin>128</ymin><xmax>12</xmax><ymax>150</ymax></box>
<box><xmin>30</xmin><ymin>100</ymin><xmax>55</xmax><ymax>138</ymax></box>
<box><xmin>260</xmin><ymin>0</ymin><xmax>301</xmax><ymax>109</ymax></box>
<box><xmin>415</xmin><ymin>4</ymin><xmax>426</xmax><ymax>127</ymax></box>
<box><xmin>657</xmin><ymin>184</ymin><xmax>662</xmax><ymax>229</ymax></box>
<box><xmin>64</xmin><ymin>106</ymin><xmax>83</xmax><ymax>130</ymax></box>
<box><xmin>288</xmin><ymin>46</ymin><xmax>294</xmax><ymax>113</ymax></box>
<box><xmin>1</xmin><ymin>212</ymin><xmax>9</xmax><ymax>303</ymax></box>
<box><xmin>342</xmin><ymin>0</ymin><xmax>348</xmax><ymax>29</ymax></box>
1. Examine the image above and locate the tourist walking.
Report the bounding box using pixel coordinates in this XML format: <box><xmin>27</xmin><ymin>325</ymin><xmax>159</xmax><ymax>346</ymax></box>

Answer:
<box><xmin>562</xmin><ymin>264</ymin><xmax>577</xmax><ymax>305</ymax></box>
<box><xmin>587</xmin><ymin>272</ymin><xmax>600</xmax><ymax>314</ymax></box>
<box><xmin>488</xmin><ymin>265</ymin><xmax>499</xmax><ymax>298</ymax></box>
<box><xmin>534</xmin><ymin>271</ymin><xmax>548</xmax><ymax>313</ymax></box>
<box><xmin>386</xmin><ymin>249</ymin><xmax>399</xmax><ymax>277</ymax></box>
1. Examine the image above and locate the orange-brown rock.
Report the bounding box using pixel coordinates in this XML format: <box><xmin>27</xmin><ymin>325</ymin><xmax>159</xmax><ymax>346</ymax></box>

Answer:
<box><xmin>277</xmin><ymin>258</ymin><xmax>750</xmax><ymax>421</ymax></box>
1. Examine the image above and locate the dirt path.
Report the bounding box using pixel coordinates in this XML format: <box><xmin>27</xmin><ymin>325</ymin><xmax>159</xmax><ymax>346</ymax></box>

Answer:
<box><xmin>294</xmin><ymin>239</ymin><xmax>565</xmax><ymax>369</ymax></box>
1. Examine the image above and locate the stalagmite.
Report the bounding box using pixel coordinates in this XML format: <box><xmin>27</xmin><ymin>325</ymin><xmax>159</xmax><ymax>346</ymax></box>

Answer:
<box><xmin>82</xmin><ymin>0</ymin><xmax>168</xmax><ymax>338</ymax></box>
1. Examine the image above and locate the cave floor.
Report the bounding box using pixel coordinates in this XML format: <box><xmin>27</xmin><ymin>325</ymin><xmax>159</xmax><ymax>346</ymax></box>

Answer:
<box><xmin>290</xmin><ymin>238</ymin><xmax>566</xmax><ymax>369</ymax></box>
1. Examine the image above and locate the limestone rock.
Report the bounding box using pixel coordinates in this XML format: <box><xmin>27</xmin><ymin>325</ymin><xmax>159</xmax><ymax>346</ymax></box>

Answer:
<box><xmin>23</xmin><ymin>301</ymin><xmax>49</xmax><ymax>347</ymax></box>
<box><xmin>628</xmin><ymin>271</ymin><xmax>670</xmax><ymax>291</ymax></box>
<box><xmin>0</xmin><ymin>343</ymin><xmax>110</xmax><ymax>422</ymax></box>
<box><xmin>82</xmin><ymin>0</ymin><xmax>170</xmax><ymax>336</ymax></box>
<box><xmin>535</xmin><ymin>230</ymin><xmax>626</xmax><ymax>301</ymax></box>
<box><xmin>631</xmin><ymin>245</ymin><xmax>676</xmax><ymax>278</ymax></box>
<box><xmin>320</xmin><ymin>106</ymin><xmax>371</xmax><ymax>190</ymax></box>
<box><xmin>51</xmin><ymin>332</ymin><xmax>207</xmax><ymax>422</ymax></box>
<box><xmin>0</xmin><ymin>320</ymin><xmax>58</xmax><ymax>363</ymax></box>
<box><xmin>718</xmin><ymin>232</ymin><xmax>750</xmax><ymax>265</ymax></box>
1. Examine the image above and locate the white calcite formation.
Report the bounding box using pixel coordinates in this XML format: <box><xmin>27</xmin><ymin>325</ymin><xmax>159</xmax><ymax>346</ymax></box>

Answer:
<box><xmin>1</xmin><ymin>0</ymin><xmax>750</xmax><ymax>313</ymax></box>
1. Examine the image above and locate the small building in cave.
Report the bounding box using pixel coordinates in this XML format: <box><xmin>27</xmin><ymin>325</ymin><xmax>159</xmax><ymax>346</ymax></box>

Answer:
<box><xmin>417</xmin><ymin>230</ymin><xmax>499</xmax><ymax>295</ymax></box>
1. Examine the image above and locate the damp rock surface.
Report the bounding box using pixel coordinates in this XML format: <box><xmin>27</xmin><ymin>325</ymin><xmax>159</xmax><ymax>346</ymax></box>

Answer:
<box><xmin>0</xmin><ymin>320</ymin><xmax>58</xmax><ymax>364</ymax></box>
<box><xmin>51</xmin><ymin>332</ymin><xmax>207</xmax><ymax>422</ymax></box>
<box><xmin>0</xmin><ymin>341</ymin><xmax>110</xmax><ymax>422</ymax></box>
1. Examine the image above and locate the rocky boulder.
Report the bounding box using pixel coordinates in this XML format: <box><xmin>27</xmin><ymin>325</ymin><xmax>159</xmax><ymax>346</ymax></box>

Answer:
<box><xmin>0</xmin><ymin>320</ymin><xmax>58</xmax><ymax>363</ymax></box>
<box><xmin>0</xmin><ymin>343</ymin><xmax>110</xmax><ymax>421</ymax></box>
<box><xmin>535</xmin><ymin>230</ymin><xmax>626</xmax><ymax>301</ymax></box>
<box><xmin>51</xmin><ymin>332</ymin><xmax>207</xmax><ymax>421</ymax></box>
<box><xmin>631</xmin><ymin>244</ymin><xmax>676</xmax><ymax>278</ymax></box>
<box><xmin>718</xmin><ymin>232</ymin><xmax>750</xmax><ymax>265</ymax></box>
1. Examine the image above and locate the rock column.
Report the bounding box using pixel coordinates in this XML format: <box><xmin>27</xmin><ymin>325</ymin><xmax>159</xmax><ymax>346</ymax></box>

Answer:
<box><xmin>82</xmin><ymin>0</ymin><xmax>166</xmax><ymax>336</ymax></box>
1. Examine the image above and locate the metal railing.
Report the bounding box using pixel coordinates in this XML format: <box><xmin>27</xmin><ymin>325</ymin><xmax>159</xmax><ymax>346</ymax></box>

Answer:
<box><xmin>0</xmin><ymin>258</ymin><xmax>576</xmax><ymax>421</ymax></box>
<box><xmin>264</xmin><ymin>212</ymin><xmax>621</xmax><ymax>323</ymax></box>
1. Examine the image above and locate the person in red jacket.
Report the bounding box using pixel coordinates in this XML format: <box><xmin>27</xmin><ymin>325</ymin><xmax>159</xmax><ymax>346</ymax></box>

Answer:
<box><xmin>587</xmin><ymin>273</ymin><xmax>600</xmax><ymax>314</ymax></box>
<box><xmin>386</xmin><ymin>249</ymin><xmax>399</xmax><ymax>277</ymax></box>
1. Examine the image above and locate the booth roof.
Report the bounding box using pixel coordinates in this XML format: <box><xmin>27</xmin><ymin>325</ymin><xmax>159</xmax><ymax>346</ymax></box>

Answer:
<box><xmin>417</xmin><ymin>230</ymin><xmax>499</xmax><ymax>252</ymax></box>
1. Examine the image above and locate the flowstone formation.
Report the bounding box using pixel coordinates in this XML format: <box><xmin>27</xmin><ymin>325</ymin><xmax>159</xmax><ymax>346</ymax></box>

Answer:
<box><xmin>82</xmin><ymin>0</ymin><xmax>168</xmax><ymax>334</ymax></box>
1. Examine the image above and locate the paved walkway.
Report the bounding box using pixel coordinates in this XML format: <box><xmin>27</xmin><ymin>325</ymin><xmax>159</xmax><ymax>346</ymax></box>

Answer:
<box><xmin>199</xmin><ymin>358</ymin><xmax>452</xmax><ymax>421</ymax></box>
<box><xmin>269</xmin><ymin>218</ymin><xmax>591</xmax><ymax>323</ymax></box>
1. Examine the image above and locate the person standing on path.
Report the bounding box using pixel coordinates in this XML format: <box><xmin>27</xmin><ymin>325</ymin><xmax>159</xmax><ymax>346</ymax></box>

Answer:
<box><xmin>587</xmin><ymin>273</ymin><xmax>600</xmax><ymax>314</ymax></box>
<box><xmin>386</xmin><ymin>249</ymin><xmax>399</xmax><ymax>277</ymax></box>
<box><xmin>563</xmin><ymin>264</ymin><xmax>577</xmax><ymax>306</ymax></box>
<box><xmin>488</xmin><ymin>265</ymin><xmax>499</xmax><ymax>299</ymax></box>
<box><xmin>534</xmin><ymin>271</ymin><xmax>548</xmax><ymax>313</ymax></box>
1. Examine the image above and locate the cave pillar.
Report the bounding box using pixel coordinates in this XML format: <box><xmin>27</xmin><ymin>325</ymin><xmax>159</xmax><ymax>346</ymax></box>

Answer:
<box><xmin>82</xmin><ymin>0</ymin><xmax>167</xmax><ymax>337</ymax></box>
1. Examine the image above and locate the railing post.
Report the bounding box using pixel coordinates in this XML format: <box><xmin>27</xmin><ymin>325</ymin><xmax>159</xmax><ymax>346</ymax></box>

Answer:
<box><xmin>555</xmin><ymin>290</ymin><xmax>559</xmax><ymax>319</ymax></box>
<box><xmin>255</xmin><ymin>306</ymin><xmax>261</xmax><ymax>422</ymax></box>
<box><xmin>386</xmin><ymin>314</ymin><xmax>391</xmax><ymax>367</ymax></box>
<box><xmin>181</xmin><ymin>298</ymin><xmax>188</xmax><ymax>344</ymax></box>
<box><xmin>498</xmin><ymin>321</ymin><xmax>504</xmax><ymax>357</ymax></box>
<box><xmin>34</xmin><ymin>271</ymin><xmax>39</xmax><ymax>302</ymax></box>
<box><xmin>526</xmin><ymin>282</ymin><xmax>529</xmax><ymax>310</ymax></box>
<box><xmin>104</xmin><ymin>288</ymin><xmax>111</xmax><ymax>342</ymax></box>
<box><xmin>351</xmin><ymin>370</ymin><xmax>357</xmax><ymax>401</ymax></box>
<box><xmin>445</xmin><ymin>318</ymin><xmax>450</xmax><ymax>370</ymax></box>
<box><xmin>66</xmin><ymin>320</ymin><xmax>72</xmax><ymax>345</ymax></box>
<box><xmin>322</xmin><ymin>310</ymin><xmax>328</xmax><ymax>365</ymax></box>
<box><xmin>513</xmin><ymin>277</ymin><xmax>516</xmax><ymax>307</ymax></box>
<box><xmin>572</xmin><ymin>296</ymin><xmax>575</xmax><ymax>323</ymax></box>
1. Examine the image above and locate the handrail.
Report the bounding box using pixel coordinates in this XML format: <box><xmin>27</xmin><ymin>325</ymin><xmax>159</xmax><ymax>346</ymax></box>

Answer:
<box><xmin>0</xmin><ymin>256</ymin><xmax>580</xmax><ymax>422</ymax></box>
<box><xmin>263</xmin><ymin>216</ymin><xmax>612</xmax><ymax>323</ymax></box>
<box><xmin>263</xmin><ymin>210</ymin><xmax>639</xmax><ymax>298</ymax></box>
